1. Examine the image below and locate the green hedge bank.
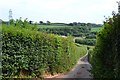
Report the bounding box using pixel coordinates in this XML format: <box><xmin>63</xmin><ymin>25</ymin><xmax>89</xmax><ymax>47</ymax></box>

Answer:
<box><xmin>2</xmin><ymin>26</ymin><xmax>85</xmax><ymax>78</ymax></box>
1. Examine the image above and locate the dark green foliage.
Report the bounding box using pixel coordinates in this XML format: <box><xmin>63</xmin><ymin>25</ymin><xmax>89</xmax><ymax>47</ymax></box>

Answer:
<box><xmin>85</xmin><ymin>34</ymin><xmax>96</xmax><ymax>39</ymax></box>
<box><xmin>67</xmin><ymin>22</ymin><xmax>102</xmax><ymax>27</ymax></box>
<box><xmin>38</xmin><ymin>26</ymin><xmax>91</xmax><ymax>36</ymax></box>
<box><xmin>2</xmin><ymin>25</ymin><xmax>83</xmax><ymax>78</ymax></box>
<box><xmin>75</xmin><ymin>39</ymin><xmax>96</xmax><ymax>46</ymax></box>
<box><xmin>90</xmin><ymin>14</ymin><xmax>120</xmax><ymax>78</ymax></box>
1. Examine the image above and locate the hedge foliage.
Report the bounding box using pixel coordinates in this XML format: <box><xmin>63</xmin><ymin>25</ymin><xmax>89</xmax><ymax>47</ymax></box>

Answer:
<box><xmin>90</xmin><ymin>14</ymin><xmax>120</xmax><ymax>78</ymax></box>
<box><xmin>75</xmin><ymin>39</ymin><xmax>96</xmax><ymax>46</ymax></box>
<box><xmin>2</xmin><ymin>24</ymin><xmax>85</xmax><ymax>78</ymax></box>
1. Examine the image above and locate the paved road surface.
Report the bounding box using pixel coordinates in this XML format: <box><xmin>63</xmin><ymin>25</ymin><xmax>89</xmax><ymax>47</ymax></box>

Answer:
<box><xmin>56</xmin><ymin>53</ymin><xmax>92</xmax><ymax>78</ymax></box>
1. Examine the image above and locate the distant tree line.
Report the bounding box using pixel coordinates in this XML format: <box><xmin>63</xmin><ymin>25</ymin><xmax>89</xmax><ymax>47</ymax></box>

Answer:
<box><xmin>75</xmin><ymin>39</ymin><xmax>96</xmax><ymax>46</ymax></box>
<box><xmin>38</xmin><ymin>26</ymin><xmax>91</xmax><ymax>36</ymax></box>
<box><xmin>37</xmin><ymin>21</ymin><xmax>101</xmax><ymax>38</ymax></box>
<box><xmin>38</xmin><ymin>21</ymin><xmax>102</xmax><ymax>27</ymax></box>
<box><xmin>67</xmin><ymin>22</ymin><xmax>102</xmax><ymax>27</ymax></box>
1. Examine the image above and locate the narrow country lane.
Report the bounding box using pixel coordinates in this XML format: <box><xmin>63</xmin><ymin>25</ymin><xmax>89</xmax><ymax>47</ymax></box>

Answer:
<box><xmin>56</xmin><ymin>52</ymin><xmax>92</xmax><ymax>78</ymax></box>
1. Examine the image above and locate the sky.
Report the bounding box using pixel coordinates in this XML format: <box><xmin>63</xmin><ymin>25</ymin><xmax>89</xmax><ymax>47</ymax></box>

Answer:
<box><xmin>0</xmin><ymin>0</ymin><xmax>118</xmax><ymax>24</ymax></box>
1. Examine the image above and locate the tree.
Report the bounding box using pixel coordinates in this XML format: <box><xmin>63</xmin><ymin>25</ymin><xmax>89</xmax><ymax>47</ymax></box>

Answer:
<box><xmin>46</xmin><ymin>21</ymin><xmax>51</xmax><ymax>25</ymax></box>
<box><xmin>73</xmin><ymin>22</ymin><xmax>77</xmax><ymax>26</ymax></box>
<box><xmin>39</xmin><ymin>21</ymin><xmax>43</xmax><ymax>24</ymax></box>
<box><xmin>91</xmin><ymin>13</ymin><xmax>120</xmax><ymax>78</ymax></box>
<box><xmin>29</xmin><ymin>20</ymin><xmax>33</xmax><ymax>24</ymax></box>
<box><xmin>68</xmin><ymin>23</ymin><xmax>73</xmax><ymax>26</ymax></box>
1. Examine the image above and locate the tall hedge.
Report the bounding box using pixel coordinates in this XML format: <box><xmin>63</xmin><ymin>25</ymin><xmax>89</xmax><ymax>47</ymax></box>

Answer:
<box><xmin>90</xmin><ymin>14</ymin><xmax>120</xmax><ymax>78</ymax></box>
<box><xmin>2</xmin><ymin>25</ymin><xmax>82</xmax><ymax>78</ymax></box>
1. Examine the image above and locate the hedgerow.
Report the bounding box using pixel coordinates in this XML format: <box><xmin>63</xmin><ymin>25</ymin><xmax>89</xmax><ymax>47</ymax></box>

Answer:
<box><xmin>2</xmin><ymin>24</ymin><xmax>84</xmax><ymax>78</ymax></box>
<box><xmin>90</xmin><ymin>14</ymin><xmax>120</xmax><ymax>78</ymax></box>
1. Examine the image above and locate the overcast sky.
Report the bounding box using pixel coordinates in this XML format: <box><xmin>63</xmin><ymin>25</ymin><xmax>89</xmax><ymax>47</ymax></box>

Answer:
<box><xmin>0</xmin><ymin>0</ymin><xmax>118</xmax><ymax>24</ymax></box>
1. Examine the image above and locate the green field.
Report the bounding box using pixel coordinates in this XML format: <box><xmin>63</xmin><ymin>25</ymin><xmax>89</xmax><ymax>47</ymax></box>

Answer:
<box><xmin>37</xmin><ymin>25</ymin><xmax>69</xmax><ymax>28</ymax></box>
<box><xmin>91</xmin><ymin>27</ymin><xmax>102</xmax><ymax>32</ymax></box>
<box><xmin>38</xmin><ymin>25</ymin><xmax>102</xmax><ymax>32</ymax></box>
